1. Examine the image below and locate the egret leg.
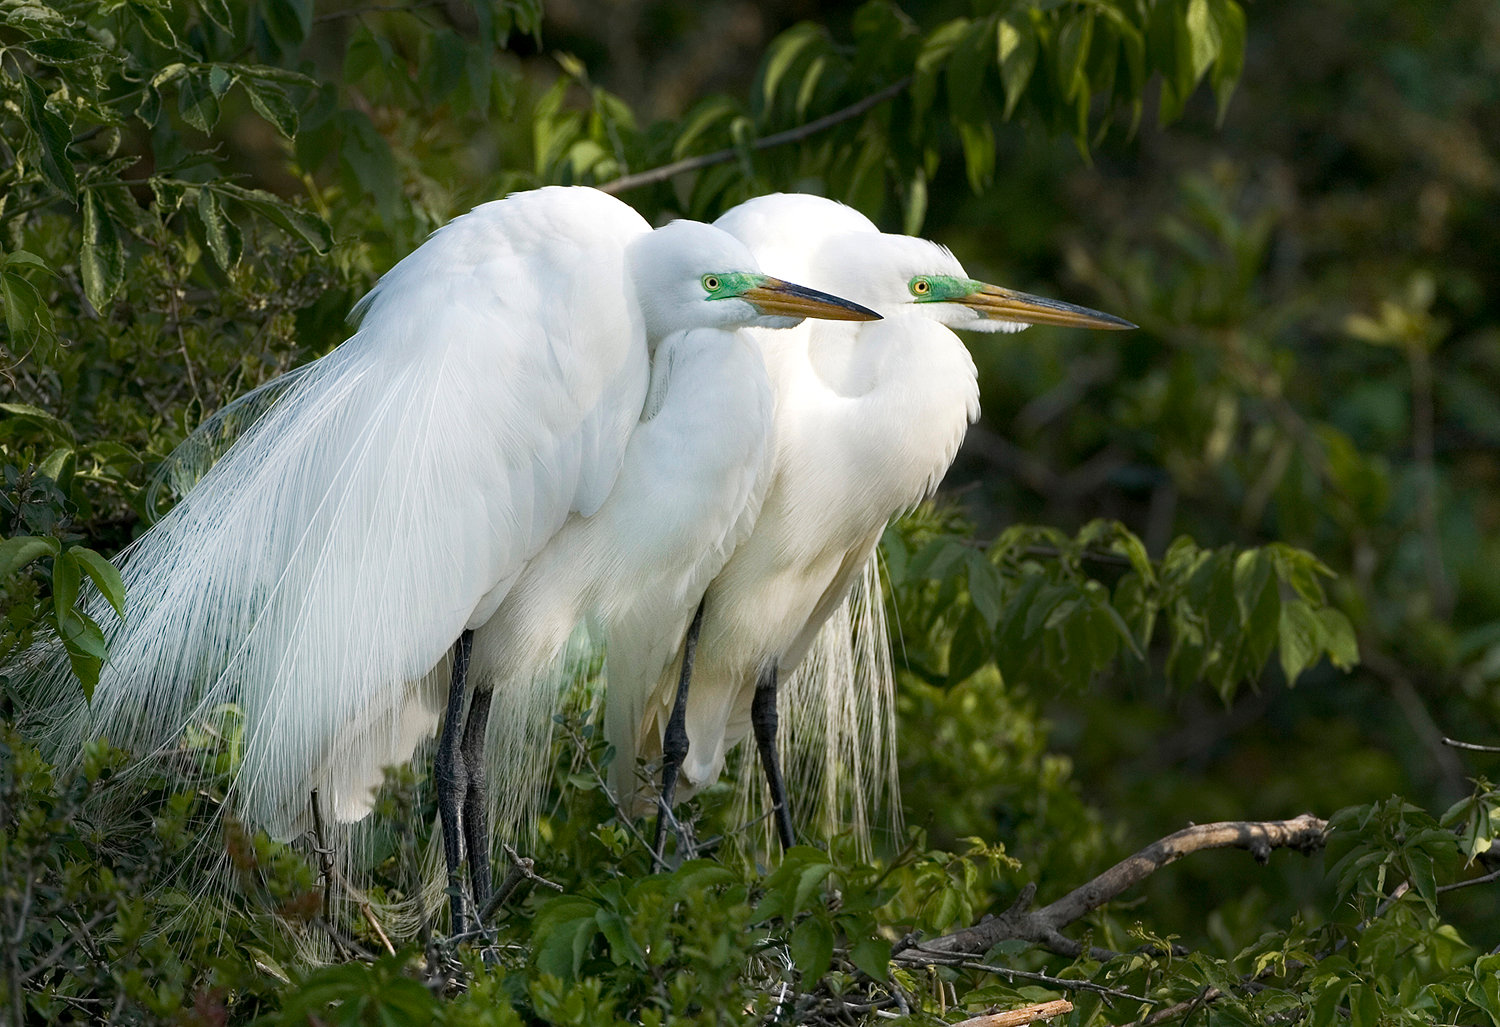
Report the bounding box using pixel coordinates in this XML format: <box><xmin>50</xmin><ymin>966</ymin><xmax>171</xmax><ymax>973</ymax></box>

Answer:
<box><xmin>655</xmin><ymin>600</ymin><xmax>705</xmax><ymax>859</ymax></box>
<box><xmin>435</xmin><ymin>629</ymin><xmax>474</xmax><ymax>936</ymax></box>
<box><xmin>751</xmin><ymin>663</ymin><xmax>796</xmax><ymax>851</ymax></box>
<box><xmin>460</xmin><ymin>687</ymin><xmax>494</xmax><ymax>916</ymax></box>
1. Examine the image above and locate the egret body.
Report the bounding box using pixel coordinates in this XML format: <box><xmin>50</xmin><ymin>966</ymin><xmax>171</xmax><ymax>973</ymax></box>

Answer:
<box><xmin>614</xmin><ymin>194</ymin><xmax>1135</xmax><ymax>847</ymax></box>
<box><xmin>29</xmin><ymin>188</ymin><xmax>878</xmax><ymax>932</ymax></box>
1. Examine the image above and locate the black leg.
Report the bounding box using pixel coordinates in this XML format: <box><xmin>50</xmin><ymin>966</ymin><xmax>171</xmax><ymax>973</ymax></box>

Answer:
<box><xmin>435</xmin><ymin>630</ymin><xmax>474</xmax><ymax>936</ymax></box>
<box><xmin>655</xmin><ymin>599</ymin><xmax>705</xmax><ymax>860</ymax></box>
<box><xmin>752</xmin><ymin>662</ymin><xmax>795</xmax><ymax>851</ymax></box>
<box><xmin>460</xmin><ymin>687</ymin><xmax>494</xmax><ymax>917</ymax></box>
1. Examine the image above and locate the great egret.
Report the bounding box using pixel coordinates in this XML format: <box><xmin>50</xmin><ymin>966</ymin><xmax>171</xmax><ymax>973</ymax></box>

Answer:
<box><xmin>27</xmin><ymin>187</ymin><xmax>878</xmax><ymax>933</ymax></box>
<box><xmin>612</xmin><ymin>193</ymin><xmax>1135</xmax><ymax>849</ymax></box>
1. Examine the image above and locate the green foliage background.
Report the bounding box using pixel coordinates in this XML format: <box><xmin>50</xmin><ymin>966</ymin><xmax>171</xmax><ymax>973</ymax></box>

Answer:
<box><xmin>3</xmin><ymin>0</ymin><xmax>1500</xmax><ymax>1023</ymax></box>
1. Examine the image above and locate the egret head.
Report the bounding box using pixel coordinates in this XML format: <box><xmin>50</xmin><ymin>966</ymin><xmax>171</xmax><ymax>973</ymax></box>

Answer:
<box><xmin>814</xmin><ymin>232</ymin><xmax>1136</xmax><ymax>334</ymax></box>
<box><xmin>628</xmin><ymin>220</ymin><xmax>880</xmax><ymax>340</ymax></box>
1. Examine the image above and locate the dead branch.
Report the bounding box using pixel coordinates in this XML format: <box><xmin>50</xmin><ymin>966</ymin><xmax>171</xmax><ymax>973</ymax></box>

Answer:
<box><xmin>954</xmin><ymin>999</ymin><xmax>1074</xmax><ymax>1027</ymax></box>
<box><xmin>906</xmin><ymin>814</ymin><xmax>1328</xmax><ymax>960</ymax></box>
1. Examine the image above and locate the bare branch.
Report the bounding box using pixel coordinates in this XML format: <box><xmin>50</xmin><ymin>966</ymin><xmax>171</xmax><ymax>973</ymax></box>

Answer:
<box><xmin>599</xmin><ymin>77</ymin><xmax>911</xmax><ymax>195</ymax></box>
<box><xmin>907</xmin><ymin>815</ymin><xmax>1328</xmax><ymax>960</ymax></box>
<box><xmin>954</xmin><ymin>1000</ymin><xmax>1075</xmax><ymax>1027</ymax></box>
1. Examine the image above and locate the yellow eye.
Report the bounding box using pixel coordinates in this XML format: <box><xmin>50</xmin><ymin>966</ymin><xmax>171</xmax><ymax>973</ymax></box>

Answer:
<box><xmin>702</xmin><ymin>275</ymin><xmax>721</xmax><ymax>292</ymax></box>
<box><xmin>911</xmin><ymin>278</ymin><xmax>931</xmax><ymax>296</ymax></box>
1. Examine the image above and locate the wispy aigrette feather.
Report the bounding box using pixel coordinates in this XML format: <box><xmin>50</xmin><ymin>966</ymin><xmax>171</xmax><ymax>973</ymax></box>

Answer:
<box><xmin>28</xmin><ymin>186</ymin><xmax>655</xmax><ymax>844</ymax></box>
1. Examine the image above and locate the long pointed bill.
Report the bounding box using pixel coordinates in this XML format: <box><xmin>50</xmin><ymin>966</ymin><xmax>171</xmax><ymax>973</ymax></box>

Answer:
<box><xmin>960</xmin><ymin>283</ymin><xmax>1136</xmax><ymax>330</ymax></box>
<box><xmin>740</xmin><ymin>279</ymin><xmax>882</xmax><ymax>322</ymax></box>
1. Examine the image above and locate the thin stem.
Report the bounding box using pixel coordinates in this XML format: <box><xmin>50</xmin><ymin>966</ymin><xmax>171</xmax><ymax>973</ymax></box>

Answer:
<box><xmin>600</xmin><ymin>77</ymin><xmax>912</xmax><ymax>194</ymax></box>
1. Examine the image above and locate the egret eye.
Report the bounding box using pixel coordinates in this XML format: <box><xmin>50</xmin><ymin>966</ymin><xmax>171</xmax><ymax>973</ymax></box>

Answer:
<box><xmin>702</xmin><ymin>274</ymin><xmax>721</xmax><ymax>293</ymax></box>
<box><xmin>910</xmin><ymin>277</ymin><xmax>932</xmax><ymax>297</ymax></box>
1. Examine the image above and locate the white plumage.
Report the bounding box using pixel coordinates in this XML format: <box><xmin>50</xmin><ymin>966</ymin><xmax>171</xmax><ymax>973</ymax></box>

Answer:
<box><xmin>27</xmin><ymin>189</ymin><xmax>876</xmax><ymax>880</ymax></box>
<box><xmin>612</xmin><ymin>194</ymin><xmax>1133</xmax><ymax>847</ymax></box>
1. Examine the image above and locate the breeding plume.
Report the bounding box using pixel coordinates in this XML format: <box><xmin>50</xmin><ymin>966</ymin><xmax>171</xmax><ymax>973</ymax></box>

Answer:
<box><xmin>27</xmin><ymin>187</ymin><xmax>878</xmax><ymax>931</ymax></box>
<box><xmin>613</xmin><ymin>193</ymin><xmax>1135</xmax><ymax>848</ymax></box>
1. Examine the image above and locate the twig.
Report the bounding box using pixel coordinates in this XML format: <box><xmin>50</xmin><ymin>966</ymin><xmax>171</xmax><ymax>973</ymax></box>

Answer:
<box><xmin>915</xmin><ymin>959</ymin><xmax>1153</xmax><ymax>1005</ymax></box>
<box><xmin>954</xmin><ymin>999</ymin><xmax>1075</xmax><ymax>1027</ymax></box>
<box><xmin>1442</xmin><ymin>736</ymin><xmax>1500</xmax><ymax>754</ymax></box>
<box><xmin>1438</xmin><ymin>867</ymin><xmax>1500</xmax><ymax>894</ymax></box>
<box><xmin>1133</xmin><ymin>989</ymin><xmax>1224</xmax><ymax>1027</ymax></box>
<box><xmin>477</xmin><ymin>843</ymin><xmax>564</xmax><ymax>924</ymax></box>
<box><xmin>558</xmin><ymin>718</ymin><xmax>669</xmax><ymax>870</ymax></box>
<box><xmin>20</xmin><ymin>905</ymin><xmax>113</xmax><ymax>983</ymax></box>
<box><xmin>600</xmin><ymin>77</ymin><xmax>912</xmax><ymax>194</ymax></box>
<box><xmin>907</xmin><ymin>815</ymin><xmax>1328</xmax><ymax>960</ymax></box>
<box><xmin>309</xmin><ymin>789</ymin><xmax>337</xmax><ymax>929</ymax></box>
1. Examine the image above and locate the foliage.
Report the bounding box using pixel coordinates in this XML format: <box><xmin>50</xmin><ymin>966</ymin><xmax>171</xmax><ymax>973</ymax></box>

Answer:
<box><xmin>4</xmin><ymin>0</ymin><xmax>1500</xmax><ymax>1023</ymax></box>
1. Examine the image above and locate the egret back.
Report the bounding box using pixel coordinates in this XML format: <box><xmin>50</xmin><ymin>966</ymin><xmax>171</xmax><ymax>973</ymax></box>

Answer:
<box><xmin>26</xmin><ymin>187</ymin><xmax>654</xmax><ymax>842</ymax></box>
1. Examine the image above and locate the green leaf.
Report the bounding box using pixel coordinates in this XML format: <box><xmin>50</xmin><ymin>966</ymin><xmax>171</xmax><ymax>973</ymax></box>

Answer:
<box><xmin>1184</xmin><ymin>0</ymin><xmax>1221</xmax><ymax>84</ymax></box>
<box><xmin>1</xmin><ymin>270</ymin><xmax>46</xmax><ymax>345</ymax></box>
<box><xmin>215</xmin><ymin>184</ymin><xmax>333</xmax><ymax>252</ymax></box>
<box><xmin>1055</xmin><ymin>9</ymin><xmax>1094</xmax><ymax>102</ymax></box>
<box><xmin>21</xmin><ymin>78</ymin><xmax>77</xmax><ymax>202</ymax></box>
<box><xmin>0</xmin><ymin>535</ymin><xmax>60</xmax><ymax>579</ymax></box>
<box><xmin>71</xmin><ymin>547</ymin><xmax>126</xmax><ymax>621</ymax></box>
<box><xmin>22</xmin><ymin>38</ymin><xmax>111</xmax><ymax>64</ymax></box>
<box><xmin>339</xmin><ymin>113</ymin><xmax>403</xmax><ymax>229</ymax></box>
<box><xmin>901</xmin><ymin>167</ymin><xmax>928</xmax><ymax>237</ymax></box>
<box><xmin>59</xmin><ymin>609</ymin><xmax>108</xmax><ymax>660</ymax></box>
<box><xmin>1277</xmin><ymin>601</ymin><xmax>1322</xmax><ymax>683</ymax></box>
<box><xmin>1316</xmin><ymin>607</ymin><xmax>1359</xmax><ymax>670</ymax></box>
<box><xmin>198</xmin><ymin>0</ymin><xmax>233</xmax><ymax>30</ymax></box>
<box><xmin>945</xmin><ymin>18</ymin><xmax>991</xmax><ymax>124</ymax></box>
<box><xmin>996</xmin><ymin>12</ymin><xmax>1038</xmax><ymax>119</ymax></box>
<box><xmin>208</xmin><ymin>64</ymin><xmax>233</xmax><ymax>98</ymax></box>
<box><xmin>52</xmin><ymin>549</ymin><xmax>81</xmax><ymax>623</ymax></box>
<box><xmin>792</xmin><ymin>860</ymin><xmax>833</xmax><ymax>915</ymax></box>
<box><xmin>178</xmin><ymin>73</ymin><xmax>221</xmax><ymax>132</ymax></box>
<box><xmin>957</xmin><ymin>118</ymin><xmax>995</xmax><ymax>192</ymax></box>
<box><xmin>196</xmin><ymin>187</ymin><xmax>242</xmax><ymax>270</ymax></box>
<box><xmin>788</xmin><ymin>916</ymin><xmax>834</xmax><ymax>980</ymax></box>
<box><xmin>758</xmin><ymin>23</ymin><xmax>822</xmax><ymax>114</ymax></box>
<box><xmin>849</xmin><ymin>934</ymin><xmax>891</xmax><ymax>982</ymax></box>
<box><xmin>130</xmin><ymin>0</ymin><xmax>182</xmax><ymax>49</ymax></box>
<box><xmin>262</xmin><ymin>0</ymin><xmax>313</xmax><ymax>51</ymax></box>
<box><xmin>947</xmin><ymin>606</ymin><xmax>991</xmax><ymax>685</ymax></box>
<box><xmin>1207</xmin><ymin>0</ymin><xmax>1245</xmax><ymax>120</ymax></box>
<box><xmin>966</xmin><ymin>552</ymin><xmax>1005</xmax><ymax>627</ymax></box>
<box><xmin>243</xmin><ymin>80</ymin><xmax>299</xmax><ymax>137</ymax></box>
<box><xmin>0</xmin><ymin>403</ymin><xmax>73</xmax><ymax>440</ymax></box>
<box><xmin>594</xmin><ymin>910</ymin><xmax>646</xmax><ymax>968</ymax></box>
<box><xmin>1</xmin><ymin>251</ymin><xmax>56</xmax><ymax>274</ymax></box>
<box><xmin>65</xmin><ymin>646</ymin><xmax>101</xmax><ymax>702</ymax></box>
<box><xmin>81</xmin><ymin>190</ymin><xmax>126</xmax><ymax>310</ymax></box>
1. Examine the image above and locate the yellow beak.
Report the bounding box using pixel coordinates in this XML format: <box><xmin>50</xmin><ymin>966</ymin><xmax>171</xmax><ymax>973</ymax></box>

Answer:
<box><xmin>959</xmin><ymin>284</ymin><xmax>1136</xmax><ymax>330</ymax></box>
<box><xmin>740</xmin><ymin>279</ymin><xmax>882</xmax><ymax>322</ymax></box>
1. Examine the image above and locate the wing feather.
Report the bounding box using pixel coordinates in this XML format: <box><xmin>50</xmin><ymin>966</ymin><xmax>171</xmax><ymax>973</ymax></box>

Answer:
<box><xmin>30</xmin><ymin>187</ymin><xmax>653</xmax><ymax>838</ymax></box>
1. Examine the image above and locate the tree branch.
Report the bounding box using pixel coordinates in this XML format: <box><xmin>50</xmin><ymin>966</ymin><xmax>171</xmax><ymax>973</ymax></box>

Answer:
<box><xmin>954</xmin><ymin>999</ymin><xmax>1075</xmax><ymax>1027</ymax></box>
<box><xmin>904</xmin><ymin>814</ymin><xmax>1328</xmax><ymax>960</ymax></box>
<box><xmin>599</xmin><ymin>77</ymin><xmax>912</xmax><ymax>195</ymax></box>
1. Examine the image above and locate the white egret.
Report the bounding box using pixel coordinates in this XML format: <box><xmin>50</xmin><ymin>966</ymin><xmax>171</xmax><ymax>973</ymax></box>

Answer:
<box><xmin>613</xmin><ymin>193</ymin><xmax>1135</xmax><ymax>849</ymax></box>
<box><xmin>28</xmin><ymin>187</ymin><xmax>878</xmax><ymax>932</ymax></box>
